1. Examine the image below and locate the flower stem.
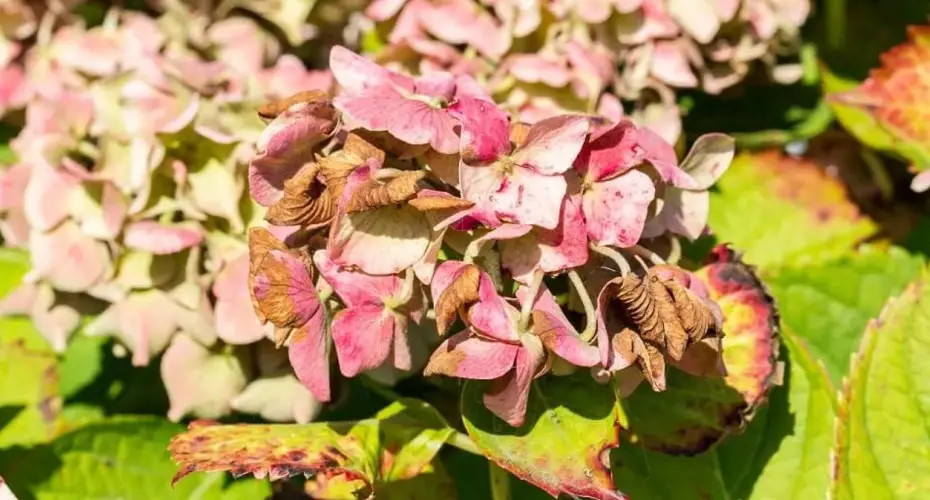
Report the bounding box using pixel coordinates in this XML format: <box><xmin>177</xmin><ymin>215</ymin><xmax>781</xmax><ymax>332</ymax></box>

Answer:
<box><xmin>666</xmin><ymin>235</ymin><xmax>682</xmax><ymax>264</ymax></box>
<box><xmin>316</xmin><ymin>278</ymin><xmax>334</xmax><ymax>302</ymax></box>
<box><xmin>518</xmin><ymin>271</ymin><xmax>544</xmax><ymax>332</ymax></box>
<box><xmin>627</xmin><ymin>244</ymin><xmax>666</xmax><ymax>265</ymax></box>
<box><xmin>389</xmin><ymin>268</ymin><xmax>416</xmax><ymax>308</ymax></box>
<box><xmin>568</xmin><ymin>269</ymin><xmax>597</xmax><ymax>343</ymax></box>
<box><xmin>489</xmin><ymin>462</ymin><xmax>512</xmax><ymax>500</ymax></box>
<box><xmin>589</xmin><ymin>244</ymin><xmax>631</xmax><ymax>276</ymax></box>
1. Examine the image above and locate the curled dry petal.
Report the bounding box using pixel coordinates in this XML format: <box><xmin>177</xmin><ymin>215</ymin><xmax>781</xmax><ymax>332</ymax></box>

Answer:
<box><xmin>251</xmin><ymin>247</ymin><xmax>319</xmax><ymax>330</ymax></box>
<box><xmin>249</xmin><ymin>96</ymin><xmax>338</xmax><ymax>206</ymax></box>
<box><xmin>434</xmin><ymin>262</ymin><xmax>482</xmax><ymax>334</ymax></box>
<box><xmin>264</xmin><ymin>164</ymin><xmax>337</xmax><ymax>228</ymax></box>
<box><xmin>345</xmin><ymin>170</ymin><xmax>425</xmax><ymax>213</ymax></box>
<box><xmin>258</xmin><ymin>90</ymin><xmax>331</xmax><ymax>121</ymax></box>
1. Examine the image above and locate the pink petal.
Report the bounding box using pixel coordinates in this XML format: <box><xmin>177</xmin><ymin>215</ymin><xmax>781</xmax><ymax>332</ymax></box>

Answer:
<box><xmin>24</xmin><ymin>162</ymin><xmax>77</xmax><ymax>231</ymax></box>
<box><xmin>162</xmin><ymin>333</ymin><xmax>247</xmax><ymax>421</ymax></box>
<box><xmin>288</xmin><ymin>306</ymin><xmax>331</xmax><ymax>401</ymax></box>
<box><xmin>332</xmin><ymin>304</ymin><xmax>400</xmax><ymax>377</ymax></box>
<box><xmin>249</xmin><ymin>100</ymin><xmax>337</xmax><ymax>206</ymax></box>
<box><xmin>483</xmin><ymin>338</ymin><xmax>545</xmax><ymax>426</ymax></box>
<box><xmin>123</xmin><ymin>221</ymin><xmax>204</xmax><ymax>255</ymax></box>
<box><xmin>448</xmin><ymin>96</ymin><xmax>511</xmax><ymax>164</ymax></box>
<box><xmin>312</xmin><ymin>249</ymin><xmax>400</xmax><ymax>307</ymax></box>
<box><xmin>667</xmin><ymin>0</ymin><xmax>720</xmax><ymax>44</ymax></box>
<box><xmin>575</xmin><ymin>0</ymin><xmax>614</xmax><ymax>23</ymax></box>
<box><xmin>516</xmin><ymin>286</ymin><xmax>600</xmax><ymax>367</ymax></box>
<box><xmin>366</xmin><ymin>0</ymin><xmax>408</xmax><ymax>19</ymax></box>
<box><xmin>583</xmin><ymin>169</ymin><xmax>655</xmax><ymax>247</ymax></box>
<box><xmin>259</xmin><ymin>56</ymin><xmax>333</xmax><ymax>100</ymax></box>
<box><xmin>468</xmin><ymin>272</ymin><xmax>522</xmax><ymax>343</ymax></box>
<box><xmin>679</xmin><ymin>133</ymin><xmax>735</xmax><ymax>189</ymax></box>
<box><xmin>329</xmin><ymin>45</ymin><xmax>414</xmax><ymax>95</ymax></box>
<box><xmin>425</xmin><ymin>331</ymin><xmax>520</xmax><ymax>379</ymax></box>
<box><xmin>414</xmin><ymin>72</ymin><xmax>457</xmax><ymax>101</ymax></box>
<box><xmin>254</xmin><ymin>249</ymin><xmax>323</xmax><ymax>327</ymax></box>
<box><xmin>419</xmin><ymin>0</ymin><xmax>510</xmax><ymax>59</ymax></box>
<box><xmin>651</xmin><ymin>40</ymin><xmax>699</xmax><ymax>88</ymax></box>
<box><xmin>335</xmin><ymin>93</ymin><xmax>461</xmax><ymax>154</ymax></box>
<box><xmin>86</xmin><ymin>291</ymin><xmax>181</xmax><ymax>366</ymax></box>
<box><xmin>500</xmin><ymin>194</ymin><xmax>589</xmax><ymax>284</ymax></box>
<box><xmin>492</xmin><ymin>165</ymin><xmax>567</xmax><ymax>230</ymax></box>
<box><xmin>212</xmin><ymin>254</ymin><xmax>265</xmax><ymax>344</ymax></box>
<box><xmin>430</xmin><ymin>260</ymin><xmax>471</xmax><ymax>306</ymax></box>
<box><xmin>506</xmin><ymin>54</ymin><xmax>573</xmax><ymax>88</ymax></box>
<box><xmin>512</xmin><ymin>115</ymin><xmax>589</xmax><ymax>175</ymax></box>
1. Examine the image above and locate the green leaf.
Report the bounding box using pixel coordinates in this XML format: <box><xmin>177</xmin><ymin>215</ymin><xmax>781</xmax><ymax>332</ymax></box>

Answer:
<box><xmin>708</xmin><ymin>151</ymin><xmax>876</xmax><ymax>269</ymax></box>
<box><xmin>765</xmin><ymin>245</ymin><xmax>924</xmax><ymax>384</ymax></box>
<box><xmin>0</xmin><ymin>338</ymin><xmax>60</xmax><ymax>448</ymax></box>
<box><xmin>832</xmin><ymin>269</ymin><xmax>930</xmax><ymax>498</ymax></box>
<box><xmin>461</xmin><ymin>372</ymin><xmax>623</xmax><ymax>500</ymax></box>
<box><xmin>0</xmin><ymin>417</ymin><xmax>270</xmax><ymax>499</ymax></box>
<box><xmin>611</xmin><ymin>329</ymin><xmax>835</xmax><ymax>499</ymax></box>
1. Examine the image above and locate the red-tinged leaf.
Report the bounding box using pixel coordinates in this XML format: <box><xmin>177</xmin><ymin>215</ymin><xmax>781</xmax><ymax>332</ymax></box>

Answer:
<box><xmin>462</xmin><ymin>372</ymin><xmax>627</xmax><ymax>500</ymax></box>
<box><xmin>618</xmin><ymin>244</ymin><xmax>781</xmax><ymax>455</ymax></box>
<box><xmin>831</xmin><ymin>26</ymin><xmax>930</xmax><ymax>170</ymax></box>
<box><xmin>169</xmin><ymin>420</ymin><xmax>380</xmax><ymax>487</ymax></box>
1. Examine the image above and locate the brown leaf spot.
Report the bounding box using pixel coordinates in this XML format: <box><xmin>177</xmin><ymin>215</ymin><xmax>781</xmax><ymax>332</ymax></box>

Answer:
<box><xmin>435</xmin><ymin>265</ymin><xmax>481</xmax><ymax>334</ymax></box>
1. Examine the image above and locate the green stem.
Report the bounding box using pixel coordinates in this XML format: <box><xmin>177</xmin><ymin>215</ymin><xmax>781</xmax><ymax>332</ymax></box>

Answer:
<box><xmin>589</xmin><ymin>244</ymin><xmax>631</xmax><ymax>276</ymax></box>
<box><xmin>568</xmin><ymin>269</ymin><xmax>597</xmax><ymax>343</ymax></box>
<box><xmin>518</xmin><ymin>271</ymin><xmax>544</xmax><ymax>331</ymax></box>
<box><xmin>316</xmin><ymin>278</ymin><xmax>334</xmax><ymax>302</ymax></box>
<box><xmin>489</xmin><ymin>462</ymin><xmax>512</xmax><ymax>500</ymax></box>
<box><xmin>387</xmin><ymin>268</ymin><xmax>416</xmax><ymax>309</ymax></box>
<box><xmin>665</xmin><ymin>235</ymin><xmax>681</xmax><ymax>265</ymax></box>
<box><xmin>825</xmin><ymin>0</ymin><xmax>846</xmax><ymax>51</ymax></box>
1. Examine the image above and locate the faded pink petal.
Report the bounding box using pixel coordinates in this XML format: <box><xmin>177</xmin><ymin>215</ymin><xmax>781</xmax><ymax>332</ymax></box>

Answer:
<box><xmin>583</xmin><ymin>169</ymin><xmax>655</xmax><ymax>247</ymax></box>
<box><xmin>651</xmin><ymin>40</ymin><xmax>699</xmax><ymax>87</ymax></box>
<box><xmin>162</xmin><ymin>333</ymin><xmax>247</xmax><ymax>421</ymax></box>
<box><xmin>249</xmin><ymin>99</ymin><xmax>337</xmax><ymax>206</ymax></box>
<box><xmin>123</xmin><ymin>221</ymin><xmax>204</xmax><ymax>255</ymax></box>
<box><xmin>254</xmin><ymin>249</ymin><xmax>323</xmax><ymax>328</ymax></box>
<box><xmin>500</xmin><ymin>194</ymin><xmax>588</xmax><ymax>283</ymax></box>
<box><xmin>430</xmin><ymin>260</ymin><xmax>471</xmax><ymax>306</ymax></box>
<box><xmin>327</xmin><ymin>203</ymin><xmax>431</xmax><ymax>275</ymax></box>
<box><xmin>506</xmin><ymin>54</ymin><xmax>573</xmax><ymax>88</ymax></box>
<box><xmin>366</xmin><ymin>0</ymin><xmax>408</xmax><ymax>19</ymax></box>
<box><xmin>86</xmin><ymin>290</ymin><xmax>183</xmax><ymax>366</ymax></box>
<box><xmin>30</xmin><ymin>222</ymin><xmax>111</xmax><ymax>293</ymax></box>
<box><xmin>330</xmin><ymin>45</ymin><xmax>415</xmax><ymax>95</ymax></box>
<box><xmin>519</xmin><ymin>286</ymin><xmax>600</xmax><ymax>367</ymax></box>
<box><xmin>312</xmin><ymin>249</ymin><xmax>400</xmax><ymax>307</ymax></box>
<box><xmin>597</xmin><ymin>94</ymin><xmax>624</xmax><ymax>123</ymax></box>
<box><xmin>333</xmin><ymin>305</ymin><xmax>406</xmax><ymax>376</ymax></box>
<box><xmin>419</xmin><ymin>0</ymin><xmax>510</xmax><ymax>60</ymax></box>
<box><xmin>642</xmin><ymin>188</ymin><xmax>709</xmax><ymax>240</ymax></box>
<box><xmin>24</xmin><ymin>162</ymin><xmax>78</xmax><ymax>231</ymax></box>
<box><xmin>0</xmin><ymin>64</ymin><xmax>27</xmax><ymax>113</ymax></box>
<box><xmin>483</xmin><ymin>336</ymin><xmax>545</xmax><ymax>426</ymax></box>
<box><xmin>259</xmin><ymin>56</ymin><xmax>333</xmax><ymax>99</ymax></box>
<box><xmin>425</xmin><ymin>331</ymin><xmax>519</xmax><ymax>379</ymax></box>
<box><xmin>212</xmin><ymin>254</ymin><xmax>266</xmax><ymax>344</ymax></box>
<box><xmin>207</xmin><ymin>17</ymin><xmax>269</xmax><ymax>75</ymax></box>
<box><xmin>460</xmin><ymin>162</ymin><xmax>567</xmax><ymax>230</ymax></box>
<box><xmin>288</xmin><ymin>306</ymin><xmax>330</xmax><ymax>401</ymax></box>
<box><xmin>667</xmin><ymin>0</ymin><xmax>720</xmax><ymax>44</ymax></box>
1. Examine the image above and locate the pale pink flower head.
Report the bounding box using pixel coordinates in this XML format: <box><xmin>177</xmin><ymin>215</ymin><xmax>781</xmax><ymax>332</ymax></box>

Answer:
<box><xmin>330</xmin><ymin>45</ymin><xmax>490</xmax><ymax>155</ymax></box>
<box><xmin>449</xmin><ymin>96</ymin><xmax>589</xmax><ymax>230</ymax></box>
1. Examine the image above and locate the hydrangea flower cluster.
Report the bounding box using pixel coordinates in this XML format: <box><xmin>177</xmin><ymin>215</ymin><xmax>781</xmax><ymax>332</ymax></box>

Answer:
<box><xmin>0</xmin><ymin>4</ymin><xmax>333</xmax><ymax>424</ymax></box>
<box><xmin>249</xmin><ymin>46</ymin><xmax>736</xmax><ymax>426</ymax></box>
<box><xmin>358</xmin><ymin>0</ymin><xmax>811</xmax><ymax>144</ymax></box>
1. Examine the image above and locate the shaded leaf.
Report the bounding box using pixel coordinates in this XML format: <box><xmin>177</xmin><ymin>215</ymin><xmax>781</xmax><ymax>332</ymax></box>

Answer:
<box><xmin>462</xmin><ymin>372</ymin><xmax>625</xmax><ymax>500</ymax></box>
<box><xmin>0</xmin><ymin>338</ymin><xmax>60</xmax><ymax>448</ymax></box>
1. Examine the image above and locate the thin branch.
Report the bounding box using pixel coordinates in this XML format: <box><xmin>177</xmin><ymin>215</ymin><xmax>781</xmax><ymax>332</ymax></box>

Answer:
<box><xmin>518</xmin><ymin>271</ymin><xmax>544</xmax><ymax>331</ymax></box>
<box><xmin>627</xmin><ymin>244</ymin><xmax>666</xmax><ymax>265</ymax></box>
<box><xmin>665</xmin><ymin>235</ymin><xmax>682</xmax><ymax>264</ymax></box>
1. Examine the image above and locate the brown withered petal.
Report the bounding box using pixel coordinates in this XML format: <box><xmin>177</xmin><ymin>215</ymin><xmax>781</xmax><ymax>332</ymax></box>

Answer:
<box><xmin>258</xmin><ymin>90</ymin><xmax>331</xmax><ymax>120</ymax></box>
<box><xmin>638</xmin><ymin>343</ymin><xmax>667</xmax><ymax>392</ymax></box>
<box><xmin>345</xmin><ymin>171</ymin><xmax>426</xmax><ymax>213</ymax></box>
<box><xmin>352</xmin><ymin>129</ymin><xmax>430</xmax><ymax>159</ymax></box>
<box><xmin>608</xmin><ymin>275</ymin><xmax>664</xmax><ymax>346</ymax></box>
<box><xmin>610</xmin><ymin>328</ymin><xmax>642</xmax><ymax>367</ymax></box>
<box><xmin>317</xmin><ymin>133</ymin><xmax>387</xmax><ymax>202</ymax></box>
<box><xmin>408</xmin><ymin>195</ymin><xmax>474</xmax><ymax>212</ymax></box>
<box><xmin>265</xmin><ymin>164</ymin><xmax>337</xmax><ymax>228</ymax></box>
<box><xmin>435</xmin><ymin>265</ymin><xmax>481</xmax><ymax>334</ymax></box>
<box><xmin>664</xmin><ymin>279</ymin><xmax>719</xmax><ymax>344</ymax></box>
<box><xmin>247</xmin><ymin>228</ymin><xmax>291</xmax><ymax>324</ymax></box>
<box><xmin>647</xmin><ymin>276</ymin><xmax>688</xmax><ymax>361</ymax></box>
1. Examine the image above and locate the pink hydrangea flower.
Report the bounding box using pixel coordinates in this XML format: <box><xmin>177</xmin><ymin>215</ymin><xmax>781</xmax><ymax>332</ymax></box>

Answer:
<box><xmin>449</xmin><ymin>97</ymin><xmax>589</xmax><ymax>229</ymax></box>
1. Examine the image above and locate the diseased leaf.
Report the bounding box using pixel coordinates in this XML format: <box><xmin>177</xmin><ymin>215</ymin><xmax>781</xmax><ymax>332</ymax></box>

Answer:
<box><xmin>821</xmin><ymin>65</ymin><xmax>897</xmax><ymax>153</ymax></box>
<box><xmin>620</xmin><ymin>245</ymin><xmax>780</xmax><ymax>454</ymax></box>
<box><xmin>0</xmin><ymin>417</ymin><xmax>270</xmax><ymax>499</ymax></box>
<box><xmin>765</xmin><ymin>245</ymin><xmax>924</xmax><ymax>384</ymax></box>
<box><xmin>832</xmin><ymin>269</ymin><xmax>930</xmax><ymax>498</ymax></box>
<box><xmin>461</xmin><ymin>372</ymin><xmax>625</xmax><ymax>500</ymax></box>
<box><xmin>171</xmin><ymin>399</ymin><xmax>455</xmax><ymax>498</ymax></box>
<box><xmin>708</xmin><ymin>151</ymin><xmax>876</xmax><ymax>268</ymax></box>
